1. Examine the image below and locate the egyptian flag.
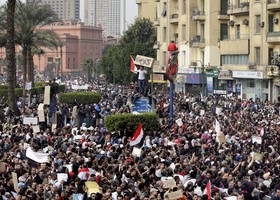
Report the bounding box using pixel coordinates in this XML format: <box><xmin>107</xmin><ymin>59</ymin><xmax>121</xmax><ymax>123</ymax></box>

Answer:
<box><xmin>204</xmin><ymin>180</ymin><xmax>211</xmax><ymax>200</ymax></box>
<box><xmin>130</xmin><ymin>124</ymin><xmax>144</xmax><ymax>146</ymax></box>
<box><xmin>78</xmin><ymin>168</ymin><xmax>94</xmax><ymax>180</ymax></box>
<box><xmin>130</xmin><ymin>56</ymin><xmax>136</xmax><ymax>74</ymax></box>
<box><xmin>259</xmin><ymin>127</ymin><xmax>265</xmax><ymax>136</ymax></box>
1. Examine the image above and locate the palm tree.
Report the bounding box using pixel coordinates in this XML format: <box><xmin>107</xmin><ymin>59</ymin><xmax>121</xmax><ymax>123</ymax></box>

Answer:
<box><xmin>14</xmin><ymin>0</ymin><xmax>60</xmax><ymax>103</ymax></box>
<box><xmin>15</xmin><ymin>1</ymin><xmax>60</xmax><ymax>79</ymax></box>
<box><xmin>6</xmin><ymin>0</ymin><xmax>19</xmax><ymax>115</ymax></box>
<box><xmin>83</xmin><ymin>58</ymin><xmax>94</xmax><ymax>82</ymax></box>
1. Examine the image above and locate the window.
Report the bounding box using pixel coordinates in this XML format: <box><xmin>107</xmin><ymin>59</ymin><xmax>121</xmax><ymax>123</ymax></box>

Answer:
<box><xmin>236</xmin><ymin>25</ymin><xmax>240</xmax><ymax>39</ymax></box>
<box><xmin>163</xmin><ymin>51</ymin><xmax>167</xmax><ymax>65</ymax></box>
<box><xmin>247</xmin><ymin>80</ymin><xmax>255</xmax><ymax>88</ymax></box>
<box><xmin>255</xmin><ymin>15</ymin><xmax>261</xmax><ymax>34</ymax></box>
<box><xmin>255</xmin><ymin>47</ymin><xmax>261</xmax><ymax>65</ymax></box>
<box><xmin>182</xmin><ymin>25</ymin><xmax>186</xmax><ymax>41</ymax></box>
<box><xmin>268</xmin><ymin>48</ymin><xmax>274</xmax><ymax>65</ymax></box>
<box><xmin>263</xmin><ymin>80</ymin><xmax>268</xmax><ymax>88</ymax></box>
<box><xmin>182</xmin><ymin>51</ymin><xmax>186</xmax><ymax>66</ymax></box>
<box><xmin>268</xmin><ymin>15</ymin><xmax>274</xmax><ymax>32</ymax></box>
<box><xmin>47</xmin><ymin>57</ymin><xmax>53</xmax><ymax>63</ymax></box>
<box><xmin>163</xmin><ymin>27</ymin><xmax>167</xmax><ymax>42</ymax></box>
<box><xmin>220</xmin><ymin>24</ymin><xmax>228</xmax><ymax>40</ymax></box>
<box><xmin>221</xmin><ymin>55</ymin><xmax>249</xmax><ymax>65</ymax></box>
<box><xmin>183</xmin><ymin>0</ymin><xmax>187</xmax><ymax>14</ymax></box>
<box><xmin>162</xmin><ymin>3</ymin><xmax>167</xmax><ymax>17</ymax></box>
<box><xmin>220</xmin><ymin>0</ymin><xmax>228</xmax><ymax>15</ymax></box>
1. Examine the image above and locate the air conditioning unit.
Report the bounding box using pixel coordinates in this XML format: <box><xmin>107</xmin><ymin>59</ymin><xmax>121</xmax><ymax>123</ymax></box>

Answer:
<box><xmin>273</xmin><ymin>18</ymin><xmax>278</xmax><ymax>24</ymax></box>
<box><xmin>242</xmin><ymin>19</ymin><xmax>249</xmax><ymax>25</ymax></box>
<box><xmin>260</xmin><ymin>22</ymin><xmax>265</xmax><ymax>28</ymax></box>
<box><xmin>267</xmin><ymin>66</ymin><xmax>279</xmax><ymax>76</ymax></box>
<box><xmin>153</xmin><ymin>41</ymin><xmax>161</xmax><ymax>49</ymax></box>
<box><xmin>228</xmin><ymin>20</ymin><xmax>235</xmax><ymax>26</ymax></box>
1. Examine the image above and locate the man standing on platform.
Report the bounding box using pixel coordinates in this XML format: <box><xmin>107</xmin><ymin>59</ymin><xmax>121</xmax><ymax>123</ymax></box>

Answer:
<box><xmin>137</xmin><ymin>66</ymin><xmax>147</xmax><ymax>95</ymax></box>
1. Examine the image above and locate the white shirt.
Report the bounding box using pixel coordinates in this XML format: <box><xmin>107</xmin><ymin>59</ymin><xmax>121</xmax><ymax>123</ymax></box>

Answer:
<box><xmin>138</xmin><ymin>69</ymin><xmax>147</xmax><ymax>80</ymax></box>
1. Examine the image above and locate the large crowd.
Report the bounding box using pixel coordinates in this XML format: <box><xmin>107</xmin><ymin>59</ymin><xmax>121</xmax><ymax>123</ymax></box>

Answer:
<box><xmin>0</xmin><ymin>77</ymin><xmax>279</xmax><ymax>200</ymax></box>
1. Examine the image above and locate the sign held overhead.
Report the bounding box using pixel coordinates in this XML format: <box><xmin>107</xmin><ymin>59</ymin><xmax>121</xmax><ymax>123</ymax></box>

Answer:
<box><xmin>134</xmin><ymin>55</ymin><xmax>154</xmax><ymax>68</ymax></box>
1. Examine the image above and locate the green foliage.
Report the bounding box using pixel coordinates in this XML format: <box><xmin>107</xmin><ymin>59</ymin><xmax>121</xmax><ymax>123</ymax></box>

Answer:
<box><xmin>100</xmin><ymin>17</ymin><xmax>156</xmax><ymax>84</ymax></box>
<box><xmin>59</xmin><ymin>92</ymin><xmax>101</xmax><ymax>105</ymax></box>
<box><xmin>104</xmin><ymin>112</ymin><xmax>159</xmax><ymax>132</ymax></box>
<box><xmin>0</xmin><ymin>85</ymin><xmax>8</xmax><ymax>90</ymax></box>
<box><xmin>83</xmin><ymin>58</ymin><xmax>94</xmax><ymax>82</ymax></box>
<box><xmin>0</xmin><ymin>89</ymin><xmax>7</xmax><ymax>99</ymax></box>
<box><xmin>0</xmin><ymin>84</ymin><xmax>65</xmax><ymax>99</ymax></box>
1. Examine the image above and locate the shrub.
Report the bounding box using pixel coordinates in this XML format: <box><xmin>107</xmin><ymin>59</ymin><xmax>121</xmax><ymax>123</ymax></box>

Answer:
<box><xmin>0</xmin><ymin>109</ymin><xmax>4</xmax><ymax>121</ymax></box>
<box><xmin>0</xmin><ymin>89</ymin><xmax>7</xmax><ymax>99</ymax></box>
<box><xmin>59</xmin><ymin>92</ymin><xmax>101</xmax><ymax>105</ymax></box>
<box><xmin>104</xmin><ymin>112</ymin><xmax>159</xmax><ymax>133</ymax></box>
<box><xmin>58</xmin><ymin>84</ymin><xmax>66</xmax><ymax>93</ymax></box>
<box><xmin>0</xmin><ymin>85</ymin><xmax>8</xmax><ymax>90</ymax></box>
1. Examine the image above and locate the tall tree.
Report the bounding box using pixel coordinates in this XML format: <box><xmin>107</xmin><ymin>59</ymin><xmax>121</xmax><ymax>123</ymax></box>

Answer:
<box><xmin>100</xmin><ymin>18</ymin><xmax>156</xmax><ymax>84</ymax></box>
<box><xmin>14</xmin><ymin>0</ymin><xmax>60</xmax><ymax>100</ymax></box>
<box><xmin>6</xmin><ymin>0</ymin><xmax>18</xmax><ymax>115</ymax></box>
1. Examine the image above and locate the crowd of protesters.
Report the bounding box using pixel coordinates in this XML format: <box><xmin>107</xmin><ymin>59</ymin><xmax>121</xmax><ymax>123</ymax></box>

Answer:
<box><xmin>0</xmin><ymin>76</ymin><xmax>279</xmax><ymax>200</ymax></box>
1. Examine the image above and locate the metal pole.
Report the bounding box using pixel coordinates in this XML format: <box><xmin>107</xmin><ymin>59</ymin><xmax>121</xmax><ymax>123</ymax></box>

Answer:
<box><xmin>151</xmin><ymin>65</ymin><xmax>154</xmax><ymax>112</ymax></box>
<box><xmin>169</xmin><ymin>81</ymin><xmax>174</xmax><ymax>124</ymax></box>
<box><xmin>202</xmin><ymin>65</ymin><xmax>205</xmax><ymax>96</ymax></box>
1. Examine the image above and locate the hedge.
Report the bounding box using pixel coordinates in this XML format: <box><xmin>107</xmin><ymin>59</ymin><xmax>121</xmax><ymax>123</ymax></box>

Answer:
<box><xmin>0</xmin><ymin>84</ymin><xmax>66</xmax><ymax>99</ymax></box>
<box><xmin>104</xmin><ymin>112</ymin><xmax>160</xmax><ymax>132</ymax></box>
<box><xmin>59</xmin><ymin>92</ymin><xmax>101</xmax><ymax>105</ymax></box>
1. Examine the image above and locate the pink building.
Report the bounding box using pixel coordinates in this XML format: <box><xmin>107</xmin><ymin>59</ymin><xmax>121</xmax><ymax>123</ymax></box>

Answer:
<box><xmin>36</xmin><ymin>21</ymin><xmax>103</xmax><ymax>76</ymax></box>
<box><xmin>0</xmin><ymin>21</ymin><xmax>103</xmax><ymax>77</ymax></box>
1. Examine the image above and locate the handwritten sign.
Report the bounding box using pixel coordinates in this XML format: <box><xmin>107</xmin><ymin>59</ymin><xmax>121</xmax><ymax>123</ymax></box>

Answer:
<box><xmin>132</xmin><ymin>147</ymin><xmax>142</xmax><ymax>157</ymax></box>
<box><xmin>134</xmin><ymin>55</ymin><xmax>154</xmax><ymax>68</ymax></box>
<box><xmin>162</xmin><ymin>178</ymin><xmax>176</xmax><ymax>189</ymax></box>
<box><xmin>175</xmin><ymin>118</ymin><xmax>183</xmax><ymax>127</ymax></box>
<box><xmin>12</xmin><ymin>172</ymin><xmax>19</xmax><ymax>192</ymax></box>
<box><xmin>57</xmin><ymin>173</ymin><xmax>68</xmax><ymax>184</ymax></box>
<box><xmin>252</xmin><ymin>135</ymin><xmax>262</xmax><ymax>144</ymax></box>
<box><xmin>32</xmin><ymin>125</ymin><xmax>40</xmax><ymax>134</ymax></box>
<box><xmin>44</xmin><ymin>85</ymin><xmax>50</xmax><ymax>105</ymax></box>
<box><xmin>85</xmin><ymin>182</ymin><xmax>100</xmax><ymax>194</ymax></box>
<box><xmin>38</xmin><ymin>103</ymin><xmax>45</xmax><ymax>122</ymax></box>
<box><xmin>166</xmin><ymin>190</ymin><xmax>183</xmax><ymax>200</ymax></box>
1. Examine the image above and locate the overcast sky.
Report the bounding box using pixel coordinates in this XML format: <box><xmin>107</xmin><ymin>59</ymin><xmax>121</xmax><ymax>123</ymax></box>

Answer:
<box><xmin>0</xmin><ymin>0</ymin><xmax>138</xmax><ymax>28</ymax></box>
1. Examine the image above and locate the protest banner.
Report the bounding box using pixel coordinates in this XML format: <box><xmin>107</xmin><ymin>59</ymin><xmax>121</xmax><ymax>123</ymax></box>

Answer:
<box><xmin>38</xmin><ymin>103</ymin><xmax>45</xmax><ymax>122</ymax></box>
<box><xmin>44</xmin><ymin>85</ymin><xmax>50</xmax><ymax>105</ymax></box>
<box><xmin>23</xmin><ymin>117</ymin><xmax>38</xmax><ymax>125</ymax></box>
<box><xmin>26</xmin><ymin>147</ymin><xmax>49</xmax><ymax>163</ymax></box>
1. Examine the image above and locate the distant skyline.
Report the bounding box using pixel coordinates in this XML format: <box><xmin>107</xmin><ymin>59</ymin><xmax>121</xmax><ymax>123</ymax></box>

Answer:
<box><xmin>0</xmin><ymin>0</ymin><xmax>138</xmax><ymax>29</ymax></box>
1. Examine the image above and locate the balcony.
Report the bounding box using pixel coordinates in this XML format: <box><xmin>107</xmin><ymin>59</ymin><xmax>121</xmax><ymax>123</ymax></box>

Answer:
<box><xmin>192</xmin><ymin>9</ymin><xmax>205</xmax><ymax>21</ymax></box>
<box><xmin>191</xmin><ymin>35</ymin><xmax>205</xmax><ymax>48</ymax></box>
<box><xmin>154</xmin><ymin>18</ymin><xmax>160</xmax><ymax>26</ymax></box>
<box><xmin>220</xmin><ymin>34</ymin><xmax>249</xmax><ymax>55</ymax></box>
<box><xmin>227</xmin><ymin>2</ymin><xmax>249</xmax><ymax>16</ymax></box>
<box><xmin>170</xmin><ymin>14</ymin><xmax>179</xmax><ymax>24</ymax></box>
<box><xmin>267</xmin><ymin>31</ymin><xmax>280</xmax><ymax>43</ymax></box>
<box><xmin>136</xmin><ymin>0</ymin><xmax>142</xmax><ymax>4</ymax></box>
<box><xmin>267</xmin><ymin>0</ymin><xmax>280</xmax><ymax>11</ymax></box>
<box><xmin>218</xmin><ymin>11</ymin><xmax>229</xmax><ymax>20</ymax></box>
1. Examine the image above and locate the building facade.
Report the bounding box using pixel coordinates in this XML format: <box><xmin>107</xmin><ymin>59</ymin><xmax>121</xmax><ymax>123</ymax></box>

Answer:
<box><xmin>137</xmin><ymin>0</ymin><xmax>280</xmax><ymax>101</ymax></box>
<box><xmin>84</xmin><ymin>0</ymin><xmax>126</xmax><ymax>37</ymax></box>
<box><xmin>34</xmin><ymin>22</ymin><xmax>103</xmax><ymax>76</ymax></box>
<box><xmin>37</xmin><ymin>0</ymin><xmax>80</xmax><ymax>21</ymax></box>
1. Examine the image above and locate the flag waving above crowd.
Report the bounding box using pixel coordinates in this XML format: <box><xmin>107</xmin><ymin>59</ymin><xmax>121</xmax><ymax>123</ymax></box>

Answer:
<box><xmin>130</xmin><ymin>123</ymin><xmax>144</xmax><ymax>146</ymax></box>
